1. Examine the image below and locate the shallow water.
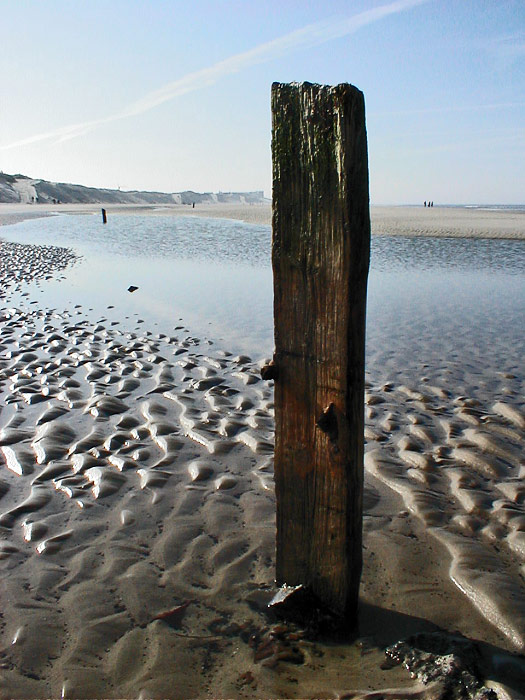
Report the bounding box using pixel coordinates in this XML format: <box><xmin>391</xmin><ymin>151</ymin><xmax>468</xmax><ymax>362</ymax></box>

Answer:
<box><xmin>2</xmin><ymin>214</ymin><xmax>525</xmax><ymax>369</ymax></box>
<box><xmin>2</xmin><ymin>215</ymin><xmax>273</xmax><ymax>356</ymax></box>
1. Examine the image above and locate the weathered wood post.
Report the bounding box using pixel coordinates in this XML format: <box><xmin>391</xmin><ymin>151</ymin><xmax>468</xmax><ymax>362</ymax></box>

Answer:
<box><xmin>101</xmin><ymin>208</ymin><xmax>107</xmax><ymax>224</ymax></box>
<box><xmin>271</xmin><ymin>82</ymin><xmax>370</xmax><ymax>626</ymax></box>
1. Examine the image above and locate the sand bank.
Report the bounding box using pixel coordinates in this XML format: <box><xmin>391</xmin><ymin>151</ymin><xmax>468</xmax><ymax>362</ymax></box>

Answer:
<box><xmin>1</xmin><ymin>202</ymin><xmax>525</xmax><ymax>238</ymax></box>
<box><xmin>371</xmin><ymin>206</ymin><xmax>525</xmax><ymax>240</ymax></box>
<box><xmin>1</xmin><ymin>233</ymin><xmax>525</xmax><ymax>697</ymax></box>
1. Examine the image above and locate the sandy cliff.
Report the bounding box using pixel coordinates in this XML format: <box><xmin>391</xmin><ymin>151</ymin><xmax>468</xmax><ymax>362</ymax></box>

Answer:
<box><xmin>0</xmin><ymin>172</ymin><xmax>267</xmax><ymax>206</ymax></box>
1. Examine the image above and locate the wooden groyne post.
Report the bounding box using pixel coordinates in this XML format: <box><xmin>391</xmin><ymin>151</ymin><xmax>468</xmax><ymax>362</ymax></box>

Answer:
<box><xmin>101</xmin><ymin>208</ymin><xmax>107</xmax><ymax>224</ymax></box>
<box><xmin>271</xmin><ymin>82</ymin><xmax>370</xmax><ymax>626</ymax></box>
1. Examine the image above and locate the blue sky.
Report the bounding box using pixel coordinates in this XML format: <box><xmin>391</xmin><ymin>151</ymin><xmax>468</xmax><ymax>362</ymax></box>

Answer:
<box><xmin>1</xmin><ymin>0</ymin><xmax>523</xmax><ymax>203</ymax></box>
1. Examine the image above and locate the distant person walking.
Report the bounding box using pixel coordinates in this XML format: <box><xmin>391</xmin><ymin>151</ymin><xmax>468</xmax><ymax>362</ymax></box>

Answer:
<box><xmin>424</xmin><ymin>201</ymin><xmax>427</xmax><ymax>207</ymax></box>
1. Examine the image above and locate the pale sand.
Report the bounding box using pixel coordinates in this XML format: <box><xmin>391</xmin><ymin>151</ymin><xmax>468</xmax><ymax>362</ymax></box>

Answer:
<box><xmin>1</xmin><ymin>202</ymin><xmax>525</xmax><ymax>238</ymax></box>
<box><xmin>371</xmin><ymin>206</ymin><xmax>525</xmax><ymax>239</ymax></box>
<box><xmin>1</xmin><ymin>225</ymin><xmax>525</xmax><ymax>697</ymax></box>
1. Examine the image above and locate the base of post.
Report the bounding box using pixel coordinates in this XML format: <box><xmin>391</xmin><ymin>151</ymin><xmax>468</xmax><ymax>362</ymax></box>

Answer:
<box><xmin>268</xmin><ymin>584</ymin><xmax>359</xmax><ymax>638</ymax></box>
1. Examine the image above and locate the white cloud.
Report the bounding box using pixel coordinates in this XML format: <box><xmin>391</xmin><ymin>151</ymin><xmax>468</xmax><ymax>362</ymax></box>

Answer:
<box><xmin>1</xmin><ymin>0</ymin><xmax>429</xmax><ymax>151</ymax></box>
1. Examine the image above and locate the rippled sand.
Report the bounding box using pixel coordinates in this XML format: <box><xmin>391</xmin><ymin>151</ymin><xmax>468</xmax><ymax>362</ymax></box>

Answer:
<box><xmin>1</xmin><ymin>237</ymin><xmax>525</xmax><ymax>698</ymax></box>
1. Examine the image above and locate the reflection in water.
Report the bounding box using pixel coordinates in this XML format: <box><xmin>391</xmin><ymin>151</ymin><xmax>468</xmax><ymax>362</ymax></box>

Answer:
<box><xmin>6</xmin><ymin>214</ymin><xmax>525</xmax><ymax>273</ymax></box>
<box><xmin>372</xmin><ymin>235</ymin><xmax>525</xmax><ymax>273</ymax></box>
<box><xmin>4</xmin><ymin>214</ymin><xmax>272</xmax><ymax>266</ymax></box>
<box><xmin>2</xmin><ymin>215</ymin><xmax>525</xmax><ymax>367</ymax></box>
<box><xmin>2</xmin><ymin>215</ymin><xmax>274</xmax><ymax>355</ymax></box>
<box><xmin>367</xmin><ymin>268</ymin><xmax>524</xmax><ymax>385</ymax></box>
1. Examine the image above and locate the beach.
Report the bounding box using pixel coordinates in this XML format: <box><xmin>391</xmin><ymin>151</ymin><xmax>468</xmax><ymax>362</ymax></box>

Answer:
<box><xmin>1</xmin><ymin>205</ymin><xmax>525</xmax><ymax>698</ymax></box>
<box><xmin>1</xmin><ymin>202</ymin><xmax>525</xmax><ymax>238</ymax></box>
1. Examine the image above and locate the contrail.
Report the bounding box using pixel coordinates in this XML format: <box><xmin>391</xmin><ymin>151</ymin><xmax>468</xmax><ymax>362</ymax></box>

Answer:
<box><xmin>1</xmin><ymin>0</ymin><xmax>429</xmax><ymax>151</ymax></box>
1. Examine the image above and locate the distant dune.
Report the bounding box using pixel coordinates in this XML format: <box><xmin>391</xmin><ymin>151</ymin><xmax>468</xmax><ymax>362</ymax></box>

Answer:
<box><xmin>0</xmin><ymin>171</ymin><xmax>268</xmax><ymax>206</ymax></box>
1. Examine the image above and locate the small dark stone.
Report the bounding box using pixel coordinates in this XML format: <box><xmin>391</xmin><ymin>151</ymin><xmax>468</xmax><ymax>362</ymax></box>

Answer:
<box><xmin>127</xmin><ymin>285</ymin><xmax>138</xmax><ymax>293</ymax></box>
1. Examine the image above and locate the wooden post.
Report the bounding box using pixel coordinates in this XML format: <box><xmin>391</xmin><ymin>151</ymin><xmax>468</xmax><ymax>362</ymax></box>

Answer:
<box><xmin>271</xmin><ymin>82</ymin><xmax>370</xmax><ymax>625</ymax></box>
<box><xmin>101</xmin><ymin>208</ymin><xmax>107</xmax><ymax>224</ymax></box>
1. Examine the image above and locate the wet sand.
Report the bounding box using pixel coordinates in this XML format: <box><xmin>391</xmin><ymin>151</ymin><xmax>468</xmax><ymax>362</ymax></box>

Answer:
<box><xmin>1</xmin><ymin>216</ymin><xmax>525</xmax><ymax>698</ymax></box>
<box><xmin>0</xmin><ymin>202</ymin><xmax>273</xmax><ymax>228</ymax></box>
<box><xmin>1</xmin><ymin>202</ymin><xmax>525</xmax><ymax>238</ymax></box>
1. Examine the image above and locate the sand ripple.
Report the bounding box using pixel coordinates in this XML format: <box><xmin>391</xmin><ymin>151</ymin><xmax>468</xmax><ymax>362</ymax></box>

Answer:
<box><xmin>1</xmin><ymin>235</ymin><xmax>524</xmax><ymax>697</ymax></box>
<box><xmin>0</xmin><ymin>302</ymin><xmax>281</xmax><ymax>696</ymax></box>
<box><xmin>365</xmin><ymin>377</ymin><xmax>525</xmax><ymax>652</ymax></box>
